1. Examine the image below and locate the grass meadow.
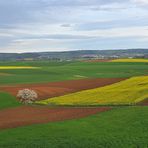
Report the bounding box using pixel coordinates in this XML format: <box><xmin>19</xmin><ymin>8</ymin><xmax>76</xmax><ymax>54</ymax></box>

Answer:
<box><xmin>0</xmin><ymin>61</ymin><xmax>147</xmax><ymax>85</ymax></box>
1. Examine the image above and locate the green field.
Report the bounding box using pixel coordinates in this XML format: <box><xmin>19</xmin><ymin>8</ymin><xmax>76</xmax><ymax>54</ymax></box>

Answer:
<box><xmin>0</xmin><ymin>107</ymin><xmax>147</xmax><ymax>148</ymax></box>
<box><xmin>0</xmin><ymin>61</ymin><xmax>147</xmax><ymax>85</ymax></box>
<box><xmin>39</xmin><ymin>76</ymin><xmax>148</xmax><ymax>106</ymax></box>
<box><xmin>0</xmin><ymin>92</ymin><xmax>21</xmax><ymax>110</ymax></box>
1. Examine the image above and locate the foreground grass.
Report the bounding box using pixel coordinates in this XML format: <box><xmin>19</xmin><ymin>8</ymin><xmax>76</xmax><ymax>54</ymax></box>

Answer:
<box><xmin>39</xmin><ymin>76</ymin><xmax>148</xmax><ymax>106</ymax></box>
<box><xmin>0</xmin><ymin>92</ymin><xmax>21</xmax><ymax>110</ymax></box>
<box><xmin>0</xmin><ymin>61</ymin><xmax>147</xmax><ymax>85</ymax></box>
<box><xmin>0</xmin><ymin>106</ymin><xmax>147</xmax><ymax>148</ymax></box>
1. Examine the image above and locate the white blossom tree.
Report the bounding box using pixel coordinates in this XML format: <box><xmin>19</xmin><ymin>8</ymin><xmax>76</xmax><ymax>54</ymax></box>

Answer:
<box><xmin>17</xmin><ymin>89</ymin><xmax>38</xmax><ymax>104</ymax></box>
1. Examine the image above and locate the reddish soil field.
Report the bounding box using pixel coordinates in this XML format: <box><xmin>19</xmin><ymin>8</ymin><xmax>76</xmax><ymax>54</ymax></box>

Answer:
<box><xmin>0</xmin><ymin>78</ymin><xmax>126</xmax><ymax>100</ymax></box>
<box><xmin>0</xmin><ymin>106</ymin><xmax>111</xmax><ymax>129</ymax></box>
<box><xmin>138</xmin><ymin>99</ymin><xmax>148</xmax><ymax>106</ymax></box>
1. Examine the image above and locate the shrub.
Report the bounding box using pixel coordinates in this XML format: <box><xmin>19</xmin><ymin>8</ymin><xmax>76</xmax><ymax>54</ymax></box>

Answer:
<box><xmin>17</xmin><ymin>89</ymin><xmax>38</xmax><ymax>104</ymax></box>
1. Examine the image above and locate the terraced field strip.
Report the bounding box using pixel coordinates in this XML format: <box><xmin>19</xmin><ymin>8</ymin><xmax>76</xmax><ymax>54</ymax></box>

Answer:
<box><xmin>0</xmin><ymin>66</ymin><xmax>39</xmax><ymax>69</ymax></box>
<box><xmin>0</xmin><ymin>78</ymin><xmax>126</xmax><ymax>100</ymax></box>
<box><xmin>0</xmin><ymin>106</ymin><xmax>111</xmax><ymax>129</ymax></box>
<box><xmin>39</xmin><ymin>76</ymin><xmax>148</xmax><ymax>106</ymax></box>
<box><xmin>111</xmin><ymin>59</ymin><xmax>148</xmax><ymax>63</ymax></box>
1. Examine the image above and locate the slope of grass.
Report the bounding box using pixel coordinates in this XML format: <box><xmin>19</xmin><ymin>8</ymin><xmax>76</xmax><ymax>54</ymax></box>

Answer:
<box><xmin>0</xmin><ymin>92</ymin><xmax>21</xmax><ymax>110</ymax></box>
<box><xmin>112</xmin><ymin>58</ymin><xmax>148</xmax><ymax>63</ymax></box>
<box><xmin>0</xmin><ymin>61</ymin><xmax>147</xmax><ymax>85</ymax></box>
<box><xmin>0</xmin><ymin>107</ymin><xmax>147</xmax><ymax>148</ymax></box>
<box><xmin>39</xmin><ymin>76</ymin><xmax>148</xmax><ymax>106</ymax></box>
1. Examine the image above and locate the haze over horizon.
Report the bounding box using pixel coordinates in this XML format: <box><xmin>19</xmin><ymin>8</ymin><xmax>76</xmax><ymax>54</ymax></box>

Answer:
<box><xmin>0</xmin><ymin>0</ymin><xmax>148</xmax><ymax>53</ymax></box>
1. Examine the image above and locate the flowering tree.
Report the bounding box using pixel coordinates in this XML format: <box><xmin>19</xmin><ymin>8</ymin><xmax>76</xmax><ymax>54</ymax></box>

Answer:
<box><xmin>17</xmin><ymin>89</ymin><xmax>38</xmax><ymax>104</ymax></box>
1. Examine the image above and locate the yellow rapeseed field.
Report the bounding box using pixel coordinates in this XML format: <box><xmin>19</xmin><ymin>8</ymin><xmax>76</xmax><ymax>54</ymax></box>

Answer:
<box><xmin>0</xmin><ymin>66</ymin><xmax>39</xmax><ymax>69</ymax></box>
<box><xmin>38</xmin><ymin>76</ymin><xmax>148</xmax><ymax>105</ymax></box>
<box><xmin>111</xmin><ymin>59</ymin><xmax>148</xmax><ymax>63</ymax></box>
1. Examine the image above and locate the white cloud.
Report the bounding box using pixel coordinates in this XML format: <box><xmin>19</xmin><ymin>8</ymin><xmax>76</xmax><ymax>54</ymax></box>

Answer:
<box><xmin>132</xmin><ymin>0</ymin><xmax>148</xmax><ymax>5</ymax></box>
<box><xmin>1</xmin><ymin>0</ymin><xmax>148</xmax><ymax>52</ymax></box>
<box><xmin>0</xmin><ymin>32</ymin><xmax>14</xmax><ymax>37</ymax></box>
<box><xmin>1</xmin><ymin>26</ymin><xmax>148</xmax><ymax>52</ymax></box>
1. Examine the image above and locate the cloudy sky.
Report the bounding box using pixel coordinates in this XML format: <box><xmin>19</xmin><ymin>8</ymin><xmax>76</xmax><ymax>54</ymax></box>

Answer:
<box><xmin>0</xmin><ymin>0</ymin><xmax>148</xmax><ymax>53</ymax></box>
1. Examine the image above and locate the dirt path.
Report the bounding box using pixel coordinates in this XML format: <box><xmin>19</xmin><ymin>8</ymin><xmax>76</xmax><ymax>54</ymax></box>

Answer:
<box><xmin>0</xmin><ymin>78</ymin><xmax>126</xmax><ymax>100</ymax></box>
<box><xmin>0</xmin><ymin>106</ymin><xmax>111</xmax><ymax>129</ymax></box>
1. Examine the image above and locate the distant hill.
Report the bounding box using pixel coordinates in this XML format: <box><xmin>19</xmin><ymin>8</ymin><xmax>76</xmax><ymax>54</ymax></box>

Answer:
<box><xmin>0</xmin><ymin>49</ymin><xmax>148</xmax><ymax>61</ymax></box>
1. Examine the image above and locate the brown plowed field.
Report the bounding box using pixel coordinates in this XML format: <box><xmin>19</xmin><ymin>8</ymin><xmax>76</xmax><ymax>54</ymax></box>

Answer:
<box><xmin>138</xmin><ymin>99</ymin><xmax>148</xmax><ymax>106</ymax></box>
<box><xmin>0</xmin><ymin>78</ymin><xmax>126</xmax><ymax>100</ymax></box>
<box><xmin>0</xmin><ymin>106</ymin><xmax>111</xmax><ymax>129</ymax></box>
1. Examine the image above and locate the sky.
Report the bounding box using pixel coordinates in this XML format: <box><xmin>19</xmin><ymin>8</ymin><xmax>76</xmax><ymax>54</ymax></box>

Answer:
<box><xmin>0</xmin><ymin>0</ymin><xmax>148</xmax><ymax>53</ymax></box>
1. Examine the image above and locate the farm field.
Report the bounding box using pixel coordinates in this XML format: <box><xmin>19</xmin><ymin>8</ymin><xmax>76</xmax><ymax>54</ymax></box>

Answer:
<box><xmin>0</xmin><ymin>78</ymin><xmax>125</xmax><ymax>100</ymax></box>
<box><xmin>0</xmin><ymin>66</ymin><xmax>38</xmax><ymax>69</ymax></box>
<box><xmin>112</xmin><ymin>58</ymin><xmax>148</xmax><ymax>63</ymax></box>
<box><xmin>0</xmin><ymin>60</ymin><xmax>148</xmax><ymax>147</ymax></box>
<box><xmin>0</xmin><ymin>107</ymin><xmax>147</xmax><ymax>148</ymax></box>
<box><xmin>40</xmin><ymin>76</ymin><xmax>148</xmax><ymax>106</ymax></box>
<box><xmin>0</xmin><ymin>61</ymin><xmax>147</xmax><ymax>85</ymax></box>
<box><xmin>0</xmin><ymin>106</ymin><xmax>111</xmax><ymax>129</ymax></box>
